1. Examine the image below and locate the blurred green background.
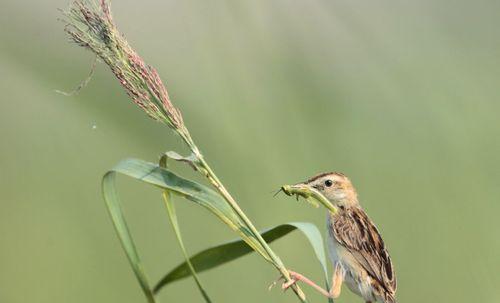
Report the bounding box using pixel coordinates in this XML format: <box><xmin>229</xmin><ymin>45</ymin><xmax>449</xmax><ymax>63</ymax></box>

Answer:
<box><xmin>1</xmin><ymin>0</ymin><xmax>499</xmax><ymax>302</ymax></box>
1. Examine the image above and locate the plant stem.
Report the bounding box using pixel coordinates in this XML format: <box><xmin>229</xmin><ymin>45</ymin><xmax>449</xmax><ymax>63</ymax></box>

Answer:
<box><xmin>176</xmin><ymin>80</ymin><xmax>307</xmax><ymax>302</ymax></box>
<box><xmin>195</xmin><ymin>154</ymin><xmax>307</xmax><ymax>302</ymax></box>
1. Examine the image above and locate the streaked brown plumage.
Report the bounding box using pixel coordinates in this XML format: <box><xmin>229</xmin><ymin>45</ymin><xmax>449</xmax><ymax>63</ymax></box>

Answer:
<box><xmin>281</xmin><ymin>172</ymin><xmax>397</xmax><ymax>303</ymax></box>
<box><xmin>329</xmin><ymin>205</ymin><xmax>396</xmax><ymax>303</ymax></box>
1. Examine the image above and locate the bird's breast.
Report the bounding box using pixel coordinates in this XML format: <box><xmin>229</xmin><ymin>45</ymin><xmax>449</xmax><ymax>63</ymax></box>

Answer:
<box><xmin>326</xmin><ymin>211</ymin><xmax>356</xmax><ymax>267</ymax></box>
<box><xmin>326</xmin><ymin>212</ymin><xmax>342</xmax><ymax>264</ymax></box>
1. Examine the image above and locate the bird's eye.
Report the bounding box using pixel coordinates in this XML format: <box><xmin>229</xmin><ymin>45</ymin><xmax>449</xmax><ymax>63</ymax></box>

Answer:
<box><xmin>324</xmin><ymin>180</ymin><xmax>333</xmax><ymax>187</ymax></box>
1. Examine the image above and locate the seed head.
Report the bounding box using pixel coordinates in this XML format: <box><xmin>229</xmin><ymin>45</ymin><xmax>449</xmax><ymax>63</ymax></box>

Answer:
<box><xmin>62</xmin><ymin>0</ymin><xmax>188</xmax><ymax>136</ymax></box>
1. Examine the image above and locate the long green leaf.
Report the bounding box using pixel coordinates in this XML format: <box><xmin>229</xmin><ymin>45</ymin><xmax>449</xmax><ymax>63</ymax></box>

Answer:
<box><xmin>102</xmin><ymin>158</ymin><xmax>279</xmax><ymax>302</ymax></box>
<box><xmin>107</xmin><ymin>158</ymin><xmax>267</xmax><ymax>258</ymax></box>
<box><xmin>103</xmin><ymin>158</ymin><xmax>330</xmax><ymax>302</ymax></box>
<box><xmin>153</xmin><ymin>222</ymin><xmax>329</xmax><ymax>295</ymax></box>
<box><xmin>162</xmin><ymin>192</ymin><xmax>213</xmax><ymax>302</ymax></box>
<box><xmin>159</xmin><ymin>155</ymin><xmax>212</xmax><ymax>302</ymax></box>
<box><xmin>102</xmin><ymin>171</ymin><xmax>157</xmax><ymax>303</ymax></box>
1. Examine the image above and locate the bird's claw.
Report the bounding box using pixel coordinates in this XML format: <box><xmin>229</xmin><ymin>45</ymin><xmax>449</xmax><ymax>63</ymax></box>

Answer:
<box><xmin>282</xmin><ymin>278</ymin><xmax>298</xmax><ymax>291</ymax></box>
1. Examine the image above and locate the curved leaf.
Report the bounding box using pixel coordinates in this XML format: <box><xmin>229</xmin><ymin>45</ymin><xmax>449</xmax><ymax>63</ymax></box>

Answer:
<box><xmin>103</xmin><ymin>158</ymin><xmax>330</xmax><ymax>302</ymax></box>
<box><xmin>107</xmin><ymin>158</ymin><xmax>266</xmax><ymax>257</ymax></box>
<box><xmin>162</xmin><ymin>191</ymin><xmax>212</xmax><ymax>302</ymax></box>
<box><xmin>102</xmin><ymin>158</ymin><xmax>277</xmax><ymax>302</ymax></box>
<box><xmin>153</xmin><ymin>222</ymin><xmax>329</xmax><ymax>295</ymax></box>
<box><xmin>159</xmin><ymin>156</ymin><xmax>212</xmax><ymax>302</ymax></box>
<box><xmin>163</xmin><ymin>151</ymin><xmax>201</xmax><ymax>171</ymax></box>
<box><xmin>102</xmin><ymin>171</ymin><xmax>157</xmax><ymax>303</ymax></box>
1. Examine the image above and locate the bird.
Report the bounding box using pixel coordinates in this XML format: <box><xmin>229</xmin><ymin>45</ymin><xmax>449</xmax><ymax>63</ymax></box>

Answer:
<box><xmin>279</xmin><ymin>172</ymin><xmax>397</xmax><ymax>303</ymax></box>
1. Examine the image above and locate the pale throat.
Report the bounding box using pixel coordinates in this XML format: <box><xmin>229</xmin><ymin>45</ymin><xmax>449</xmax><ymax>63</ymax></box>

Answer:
<box><xmin>329</xmin><ymin>192</ymin><xmax>359</xmax><ymax>209</ymax></box>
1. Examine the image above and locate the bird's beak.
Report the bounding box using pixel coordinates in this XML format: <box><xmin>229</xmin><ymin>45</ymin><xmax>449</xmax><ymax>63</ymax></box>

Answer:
<box><xmin>280</xmin><ymin>183</ymin><xmax>337</xmax><ymax>213</ymax></box>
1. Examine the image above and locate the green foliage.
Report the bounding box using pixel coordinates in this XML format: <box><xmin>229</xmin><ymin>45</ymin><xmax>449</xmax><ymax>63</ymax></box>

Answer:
<box><xmin>159</xmin><ymin>156</ymin><xmax>212</xmax><ymax>302</ymax></box>
<box><xmin>102</xmin><ymin>170</ymin><xmax>157</xmax><ymax>303</ymax></box>
<box><xmin>154</xmin><ymin>222</ymin><xmax>329</xmax><ymax>294</ymax></box>
<box><xmin>104</xmin><ymin>158</ymin><xmax>264</xmax><ymax>253</ymax></box>
<box><xmin>102</xmin><ymin>158</ymin><xmax>330</xmax><ymax>301</ymax></box>
<box><xmin>162</xmin><ymin>192</ymin><xmax>212</xmax><ymax>303</ymax></box>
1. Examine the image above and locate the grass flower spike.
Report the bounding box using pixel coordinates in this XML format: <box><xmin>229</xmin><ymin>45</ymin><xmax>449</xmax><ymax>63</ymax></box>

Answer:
<box><xmin>63</xmin><ymin>0</ymin><xmax>191</xmax><ymax>142</ymax></box>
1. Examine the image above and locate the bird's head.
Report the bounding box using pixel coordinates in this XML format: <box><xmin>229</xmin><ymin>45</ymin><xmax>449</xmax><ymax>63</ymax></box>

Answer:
<box><xmin>280</xmin><ymin>172</ymin><xmax>359</xmax><ymax>211</ymax></box>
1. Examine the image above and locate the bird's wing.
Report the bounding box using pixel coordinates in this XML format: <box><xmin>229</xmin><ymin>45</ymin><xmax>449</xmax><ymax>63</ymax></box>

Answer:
<box><xmin>332</xmin><ymin>206</ymin><xmax>397</xmax><ymax>294</ymax></box>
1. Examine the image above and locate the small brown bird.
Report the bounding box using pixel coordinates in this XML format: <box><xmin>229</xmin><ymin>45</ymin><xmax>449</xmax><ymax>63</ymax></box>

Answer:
<box><xmin>280</xmin><ymin>172</ymin><xmax>397</xmax><ymax>303</ymax></box>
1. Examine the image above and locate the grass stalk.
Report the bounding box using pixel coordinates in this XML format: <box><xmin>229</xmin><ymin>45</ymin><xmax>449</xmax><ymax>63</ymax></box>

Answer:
<box><xmin>195</xmin><ymin>155</ymin><xmax>307</xmax><ymax>300</ymax></box>
<box><xmin>62</xmin><ymin>0</ymin><xmax>307</xmax><ymax>301</ymax></box>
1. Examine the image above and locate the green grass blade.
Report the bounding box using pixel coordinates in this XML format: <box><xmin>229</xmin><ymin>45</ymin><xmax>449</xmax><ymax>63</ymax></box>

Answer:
<box><xmin>109</xmin><ymin>158</ymin><xmax>267</xmax><ymax>257</ymax></box>
<box><xmin>159</xmin><ymin>154</ymin><xmax>212</xmax><ymax>302</ymax></box>
<box><xmin>102</xmin><ymin>157</ymin><xmax>281</xmax><ymax>301</ymax></box>
<box><xmin>102</xmin><ymin>171</ymin><xmax>157</xmax><ymax>303</ymax></box>
<box><xmin>103</xmin><ymin>158</ymin><xmax>328</xmax><ymax>300</ymax></box>
<box><xmin>287</xmin><ymin>223</ymin><xmax>329</xmax><ymax>282</ymax></box>
<box><xmin>153</xmin><ymin>222</ymin><xmax>328</xmax><ymax>295</ymax></box>
<box><xmin>162</xmin><ymin>191</ymin><xmax>213</xmax><ymax>302</ymax></box>
<box><xmin>289</xmin><ymin>223</ymin><xmax>332</xmax><ymax>303</ymax></box>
